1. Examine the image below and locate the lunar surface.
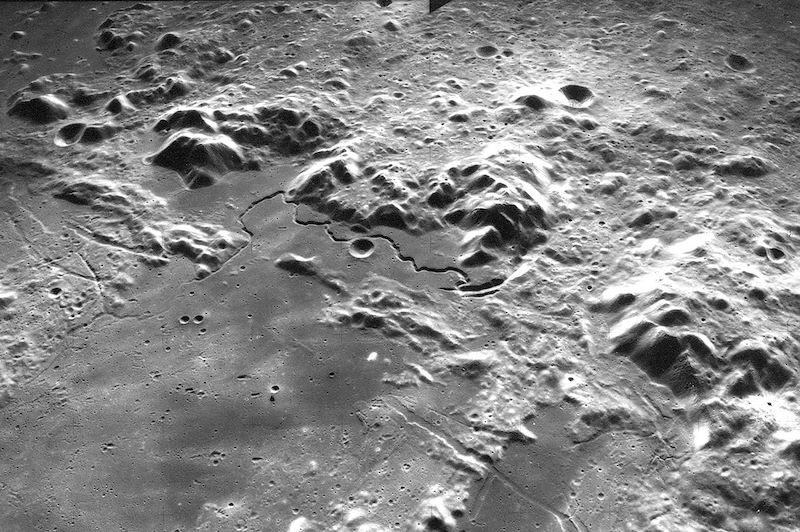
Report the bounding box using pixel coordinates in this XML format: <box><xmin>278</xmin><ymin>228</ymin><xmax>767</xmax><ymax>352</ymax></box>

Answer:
<box><xmin>1</xmin><ymin>1</ymin><xmax>799</xmax><ymax>531</ymax></box>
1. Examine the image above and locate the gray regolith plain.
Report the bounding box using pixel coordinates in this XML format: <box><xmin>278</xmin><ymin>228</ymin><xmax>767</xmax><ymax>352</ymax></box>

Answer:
<box><xmin>1</xmin><ymin>1</ymin><xmax>799</xmax><ymax>531</ymax></box>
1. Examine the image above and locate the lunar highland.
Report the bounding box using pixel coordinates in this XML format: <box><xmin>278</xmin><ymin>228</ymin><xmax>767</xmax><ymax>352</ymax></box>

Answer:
<box><xmin>1</xmin><ymin>1</ymin><xmax>799</xmax><ymax>531</ymax></box>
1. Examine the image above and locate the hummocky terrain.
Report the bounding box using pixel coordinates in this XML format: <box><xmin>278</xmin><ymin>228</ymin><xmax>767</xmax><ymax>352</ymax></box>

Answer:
<box><xmin>1</xmin><ymin>1</ymin><xmax>799</xmax><ymax>531</ymax></box>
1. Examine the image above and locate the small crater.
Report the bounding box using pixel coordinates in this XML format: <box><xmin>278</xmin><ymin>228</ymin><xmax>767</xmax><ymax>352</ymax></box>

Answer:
<box><xmin>767</xmin><ymin>247</ymin><xmax>786</xmax><ymax>262</ymax></box>
<box><xmin>349</xmin><ymin>238</ymin><xmax>375</xmax><ymax>259</ymax></box>
<box><xmin>559</xmin><ymin>84</ymin><xmax>594</xmax><ymax>107</ymax></box>
<box><xmin>724</xmin><ymin>53</ymin><xmax>755</xmax><ymax>73</ymax></box>
<box><xmin>475</xmin><ymin>45</ymin><xmax>499</xmax><ymax>58</ymax></box>
<box><xmin>55</xmin><ymin>123</ymin><xmax>86</xmax><ymax>147</ymax></box>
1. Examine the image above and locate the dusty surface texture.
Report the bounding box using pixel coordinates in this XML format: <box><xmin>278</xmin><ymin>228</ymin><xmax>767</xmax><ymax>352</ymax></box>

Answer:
<box><xmin>1</xmin><ymin>1</ymin><xmax>799</xmax><ymax>531</ymax></box>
